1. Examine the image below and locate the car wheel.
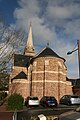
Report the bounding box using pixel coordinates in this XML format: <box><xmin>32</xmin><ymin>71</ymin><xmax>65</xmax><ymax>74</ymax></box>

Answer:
<box><xmin>26</xmin><ymin>103</ymin><xmax>29</xmax><ymax>108</ymax></box>
<box><xmin>67</xmin><ymin>101</ymin><xmax>71</xmax><ymax>106</ymax></box>
<box><xmin>44</xmin><ymin>104</ymin><xmax>47</xmax><ymax>107</ymax></box>
<box><xmin>55</xmin><ymin>104</ymin><xmax>58</xmax><ymax>107</ymax></box>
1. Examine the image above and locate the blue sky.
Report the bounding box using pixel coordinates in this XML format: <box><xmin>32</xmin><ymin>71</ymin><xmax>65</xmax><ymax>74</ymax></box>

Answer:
<box><xmin>0</xmin><ymin>0</ymin><xmax>19</xmax><ymax>24</ymax></box>
<box><xmin>0</xmin><ymin>0</ymin><xmax>80</xmax><ymax>79</ymax></box>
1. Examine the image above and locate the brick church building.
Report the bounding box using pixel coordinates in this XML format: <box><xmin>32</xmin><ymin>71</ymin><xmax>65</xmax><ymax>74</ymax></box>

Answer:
<box><xmin>9</xmin><ymin>24</ymin><xmax>72</xmax><ymax>102</ymax></box>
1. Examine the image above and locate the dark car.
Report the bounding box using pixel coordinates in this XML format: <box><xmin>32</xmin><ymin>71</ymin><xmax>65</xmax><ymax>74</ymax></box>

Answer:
<box><xmin>40</xmin><ymin>96</ymin><xmax>58</xmax><ymax>107</ymax></box>
<box><xmin>25</xmin><ymin>96</ymin><xmax>40</xmax><ymax>107</ymax></box>
<box><xmin>59</xmin><ymin>95</ymin><xmax>80</xmax><ymax>105</ymax></box>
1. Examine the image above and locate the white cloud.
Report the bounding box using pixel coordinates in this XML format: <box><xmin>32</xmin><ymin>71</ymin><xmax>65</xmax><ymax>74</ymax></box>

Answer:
<box><xmin>47</xmin><ymin>6</ymin><xmax>71</xmax><ymax>19</ymax></box>
<box><xmin>14</xmin><ymin>0</ymin><xmax>40</xmax><ymax>26</ymax></box>
<box><xmin>14</xmin><ymin>0</ymin><xmax>57</xmax><ymax>47</ymax></box>
<box><xmin>45</xmin><ymin>1</ymin><xmax>80</xmax><ymax>28</ymax></box>
<box><xmin>64</xmin><ymin>19</ymin><xmax>80</xmax><ymax>39</ymax></box>
<box><xmin>46</xmin><ymin>4</ymin><xmax>80</xmax><ymax>19</ymax></box>
<box><xmin>13</xmin><ymin>0</ymin><xmax>80</xmax><ymax>79</ymax></box>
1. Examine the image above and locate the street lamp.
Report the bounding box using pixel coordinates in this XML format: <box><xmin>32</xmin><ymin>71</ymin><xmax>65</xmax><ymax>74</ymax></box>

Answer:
<box><xmin>67</xmin><ymin>48</ymin><xmax>78</xmax><ymax>55</ymax></box>
<box><xmin>67</xmin><ymin>40</ymin><xmax>80</xmax><ymax>78</ymax></box>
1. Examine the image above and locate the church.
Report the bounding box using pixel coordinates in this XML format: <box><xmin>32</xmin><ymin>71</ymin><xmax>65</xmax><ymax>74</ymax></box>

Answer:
<box><xmin>9</xmin><ymin>23</ymin><xmax>72</xmax><ymax>102</ymax></box>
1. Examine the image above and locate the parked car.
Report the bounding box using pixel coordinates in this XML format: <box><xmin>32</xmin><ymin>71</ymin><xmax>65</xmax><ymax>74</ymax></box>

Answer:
<box><xmin>40</xmin><ymin>96</ymin><xmax>58</xmax><ymax>107</ymax></box>
<box><xmin>59</xmin><ymin>95</ymin><xmax>80</xmax><ymax>105</ymax></box>
<box><xmin>25</xmin><ymin>96</ymin><xmax>40</xmax><ymax>107</ymax></box>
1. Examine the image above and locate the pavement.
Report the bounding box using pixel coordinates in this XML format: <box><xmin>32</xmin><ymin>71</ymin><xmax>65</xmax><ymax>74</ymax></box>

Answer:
<box><xmin>0</xmin><ymin>112</ymin><xmax>13</xmax><ymax>120</ymax></box>
<box><xmin>0</xmin><ymin>102</ymin><xmax>14</xmax><ymax>120</ymax></box>
<box><xmin>0</xmin><ymin>103</ymin><xmax>79</xmax><ymax>120</ymax></box>
<box><xmin>0</xmin><ymin>103</ymin><xmax>7</xmax><ymax>112</ymax></box>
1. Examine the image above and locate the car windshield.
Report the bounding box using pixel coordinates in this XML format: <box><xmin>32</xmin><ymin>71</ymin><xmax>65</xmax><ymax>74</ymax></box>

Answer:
<box><xmin>30</xmin><ymin>97</ymin><xmax>38</xmax><ymax>100</ymax></box>
<box><xmin>71</xmin><ymin>96</ymin><xmax>80</xmax><ymax>98</ymax></box>
<box><xmin>46</xmin><ymin>97</ymin><xmax>55</xmax><ymax>100</ymax></box>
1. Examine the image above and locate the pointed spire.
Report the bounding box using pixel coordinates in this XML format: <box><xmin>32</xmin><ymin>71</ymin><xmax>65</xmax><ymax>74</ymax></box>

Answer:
<box><xmin>27</xmin><ymin>22</ymin><xmax>33</xmax><ymax>50</ymax></box>
<box><xmin>24</xmin><ymin>23</ymin><xmax>35</xmax><ymax>56</ymax></box>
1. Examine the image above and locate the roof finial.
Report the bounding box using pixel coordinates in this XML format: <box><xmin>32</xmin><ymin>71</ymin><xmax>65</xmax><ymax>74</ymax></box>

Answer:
<box><xmin>30</xmin><ymin>21</ymin><xmax>32</xmax><ymax>27</ymax></box>
<box><xmin>47</xmin><ymin>42</ymin><xmax>49</xmax><ymax>47</ymax></box>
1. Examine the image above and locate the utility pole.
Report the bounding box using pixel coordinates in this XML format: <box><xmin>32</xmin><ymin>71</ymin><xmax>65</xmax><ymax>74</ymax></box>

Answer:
<box><xmin>67</xmin><ymin>40</ymin><xmax>80</xmax><ymax>79</ymax></box>
<box><xmin>78</xmin><ymin>40</ymin><xmax>80</xmax><ymax>78</ymax></box>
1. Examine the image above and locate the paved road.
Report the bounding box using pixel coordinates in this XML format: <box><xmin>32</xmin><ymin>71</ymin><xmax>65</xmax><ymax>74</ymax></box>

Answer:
<box><xmin>0</xmin><ymin>105</ymin><xmax>79</xmax><ymax>120</ymax></box>
<box><xmin>59</xmin><ymin>111</ymin><xmax>80</xmax><ymax>120</ymax></box>
<box><xmin>17</xmin><ymin>105</ymin><xmax>78</xmax><ymax>120</ymax></box>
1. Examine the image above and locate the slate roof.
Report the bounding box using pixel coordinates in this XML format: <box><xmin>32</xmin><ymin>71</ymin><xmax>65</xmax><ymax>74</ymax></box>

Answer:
<box><xmin>11</xmin><ymin>71</ymin><xmax>27</xmax><ymax>81</ymax></box>
<box><xmin>67</xmin><ymin>78</ymin><xmax>80</xmax><ymax>87</ymax></box>
<box><xmin>14</xmin><ymin>54</ymin><xmax>32</xmax><ymax>67</ymax></box>
<box><xmin>73</xmin><ymin>79</ymin><xmax>80</xmax><ymax>87</ymax></box>
<box><xmin>32</xmin><ymin>46</ymin><xmax>65</xmax><ymax>61</ymax></box>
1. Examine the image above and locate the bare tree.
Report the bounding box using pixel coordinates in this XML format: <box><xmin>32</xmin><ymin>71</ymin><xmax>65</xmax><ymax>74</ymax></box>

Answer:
<box><xmin>0</xmin><ymin>20</ymin><xmax>25</xmax><ymax>75</ymax></box>
<box><xmin>0</xmin><ymin>15</ymin><xmax>26</xmax><ymax>91</ymax></box>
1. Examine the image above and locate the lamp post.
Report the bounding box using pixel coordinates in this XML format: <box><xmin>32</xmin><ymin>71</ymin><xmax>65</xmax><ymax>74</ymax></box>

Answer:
<box><xmin>78</xmin><ymin>40</ymin><xmax>80</xmax><ymax>78</ymax></box>
<box><xmin>67</xmin><ymin>40</ymin><xmax>80</xmax><ymax>78</ymax></box>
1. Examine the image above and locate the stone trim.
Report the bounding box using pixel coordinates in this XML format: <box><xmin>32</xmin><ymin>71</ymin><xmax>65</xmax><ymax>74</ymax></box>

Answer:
<box><xmin>31</xmin><ymin>80</ymin><xmax>71</xmax><ymax>85</ymax></box>
<box><xmin>32</xmin><ymin>70</ymin><xmax>66</xmax><ymax>75</ymax></box>
<box><xmin>12</xmin><ymin>80</ymin><xmax>29</xmax><ymax>83</ymax></box>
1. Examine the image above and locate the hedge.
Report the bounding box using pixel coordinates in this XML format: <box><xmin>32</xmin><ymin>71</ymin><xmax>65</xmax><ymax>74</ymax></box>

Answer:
<box><xmin>7</xmin><ymin>93</ymin><xmax>24</xmax><ymax>110</ymax></box>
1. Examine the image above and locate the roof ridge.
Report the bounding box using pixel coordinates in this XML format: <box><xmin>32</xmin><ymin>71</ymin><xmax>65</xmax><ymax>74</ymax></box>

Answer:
<box><xmin>11</xmin><ymin>71</ymin><xmax>27</xmax><ymax>81</ymax></box>
<box><xmin>31</xmin><ymin>46</ymin><xmax>65</xmax><ymax>61</ymax></box>
<box><xmin>34</xmin><ymin>46</ymin><xmax>47</xmax><ymax>58</ymax></box>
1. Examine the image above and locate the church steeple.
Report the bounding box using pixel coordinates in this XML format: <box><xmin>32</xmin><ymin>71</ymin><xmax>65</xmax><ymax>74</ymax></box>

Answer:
<box><xmin>24</xmin><ymin>23</ymin><xmax>35</xmax><ymax>56</ymax></box>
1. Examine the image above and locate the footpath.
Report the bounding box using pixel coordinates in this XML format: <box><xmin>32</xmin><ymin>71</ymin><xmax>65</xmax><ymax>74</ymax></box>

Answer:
<box><xmin>0</xmin><ymin>102</ymin><xmax>13</xmax><ymax>120</ymax></box>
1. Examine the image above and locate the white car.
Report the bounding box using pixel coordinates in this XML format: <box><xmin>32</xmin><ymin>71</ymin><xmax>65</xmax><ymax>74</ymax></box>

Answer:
<box><xmin>60</xmin><ymin>95</ymin><xmax>80</xmax><ymax>105</ymax></box>
<box><xmin>25</xmin><ymin>96</ymin><xmax>40</xmax><ymax>107</ymax></box>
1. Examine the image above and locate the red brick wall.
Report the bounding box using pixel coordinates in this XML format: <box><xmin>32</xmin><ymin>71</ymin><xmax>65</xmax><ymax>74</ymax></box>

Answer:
<box><xmin>31</xmin><ymin>57</ymin><xmax>72</xmax><ymax>102</ymax></box>
<box><xmin>9</xmin><ymin>66</ymin><xmax>29</xmax><ymax>99</ymax></box>
<box><xmin>9</xmin><ymin>80</ymin><xmax>29</xmax><ymax>99</ymax></box>
<box><xmin>9</xmin><ymin>56</ymin><xmax>72</xmax><ymax>102</ymax></box>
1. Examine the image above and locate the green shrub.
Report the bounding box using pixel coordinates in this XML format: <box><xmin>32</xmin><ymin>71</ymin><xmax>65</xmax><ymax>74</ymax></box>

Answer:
<box><xmin>0</xmin><ymin>92</ymin><xmax>7</xmax><ymax>101</ymax></box>
<box><xmin>7</xmin><ymin>93</ymin><xmax>24</xmax><ymax>110</ymax></box>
